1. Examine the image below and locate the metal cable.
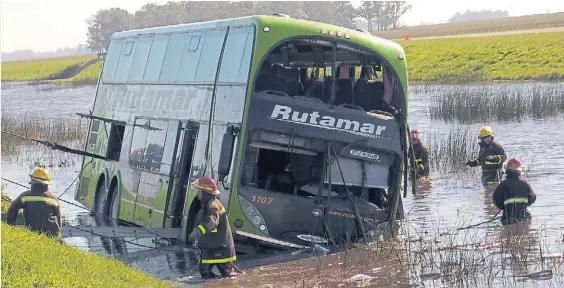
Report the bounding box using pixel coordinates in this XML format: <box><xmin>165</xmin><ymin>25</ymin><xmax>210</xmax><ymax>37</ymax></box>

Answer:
<box><xmin>1</xmin><ymin>192</ymin><xmax>191</xmax><ymax>253</ymax></box>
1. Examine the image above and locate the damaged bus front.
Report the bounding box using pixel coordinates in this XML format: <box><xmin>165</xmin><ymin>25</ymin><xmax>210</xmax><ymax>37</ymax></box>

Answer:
<box><xmin>227</xmin><ymin>18</ymin><xmax>409</xmax><ymax>247</ymax></box>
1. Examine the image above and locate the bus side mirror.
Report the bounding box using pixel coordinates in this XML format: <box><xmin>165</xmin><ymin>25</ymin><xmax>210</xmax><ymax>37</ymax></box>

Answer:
<box><xmin>218</xmin><ymin>125</ymin><xmax>238</xmax><ymax>180</ymax></box>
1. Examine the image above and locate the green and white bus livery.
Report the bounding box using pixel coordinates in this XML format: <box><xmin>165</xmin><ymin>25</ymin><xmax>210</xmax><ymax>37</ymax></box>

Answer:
<box><xmin>74</xmin><ymin>14</ymin><xmax>409</xmax><ymax>248</ymax></box>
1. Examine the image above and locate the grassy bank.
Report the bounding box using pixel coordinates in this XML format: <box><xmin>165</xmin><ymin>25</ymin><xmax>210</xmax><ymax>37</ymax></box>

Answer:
<box><xmin>399</xmin><ymin>32</ymin><xmax>564</xmax><ymax>82</ymax></box>
<box><xmin>1</xmin><ymin>223</ymin><xmax>172</xmax><ymax>287</ymax></box>
<box><xmin>374</xmin><ymin>12</ymin><xmax>564</xmax><ymax>39</ymax></box>
<box><xmin>2</xmin><ymin>55</ymin><xmax>96</xmax><ymax>82</ymax></box>
<box><xmin>2</xmin><ymin>32</ymin><xmax>564</xmax><ymax>84</ymax></box>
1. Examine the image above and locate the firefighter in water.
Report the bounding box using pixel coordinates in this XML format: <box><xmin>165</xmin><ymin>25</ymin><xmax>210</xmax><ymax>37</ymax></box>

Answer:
<box><xmin>492</xmin><ymin>158</ymin><xmax>536</xmax><ymax>225</ymax></box>
<box><xmin>188</xmin><ymin>177</ymin><xmax>236</xmax><ymax>279</ymax></box>
<box><xmin>466</xmin><ymin>126</ymin><xmax>507</xmax><ymax>185</ymax></box>
<box><xmin>409</xmin><ymin>129</ymin><xmax>431</xmax><ymax>181</ymax></box>
<box><xmin>6</xmin><ymin>167</ymin><xmax>64</xmax><ymax>243</ymax></box>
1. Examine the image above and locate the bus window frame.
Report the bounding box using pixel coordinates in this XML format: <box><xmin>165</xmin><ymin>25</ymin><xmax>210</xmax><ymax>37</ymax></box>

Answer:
<box><xmin>128</xmin><ymin>116</ymin><xmax>183</xmax><ymax>177</ymax></box>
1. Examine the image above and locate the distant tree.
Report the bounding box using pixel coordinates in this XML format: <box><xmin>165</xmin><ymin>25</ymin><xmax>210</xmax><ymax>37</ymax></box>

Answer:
<box><xmin>357</xmin><ymin>1</ymin><xmax>411</xmax><ymax>31</ymax></box>
<box><xmin>134</xmin><ymin>2</ymin><xmax>190</xmax><ymax>29</ymax></box>
<box><xmin>86</xmin><ymin>8</ymin><xmax>134</xmax><ymax>53</ymax></box>
<box><xmin>303</xmin><ymin>1</ymin><xmax>357</xmax><ymax>28</ymax></box>
<box><xmin>356</xmin><ymin>1</ymin><xmax>381</xmax><ymax>32</ymax></box>
<box><xmin>449</xmin><ymin>10</ymin><xmax>509</xmax><ymax>22</ymax></box>
<box><xmin>381</xmin><ymin>1</ymin><xmax>412</xmax><ymax>30</ymax></box>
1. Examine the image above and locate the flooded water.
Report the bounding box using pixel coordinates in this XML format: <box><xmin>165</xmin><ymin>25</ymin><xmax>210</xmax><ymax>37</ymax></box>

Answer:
<box><xmin>2</xmin><ymin>82</ymin><xmax>563</xmax><ymax>287</ymax></box>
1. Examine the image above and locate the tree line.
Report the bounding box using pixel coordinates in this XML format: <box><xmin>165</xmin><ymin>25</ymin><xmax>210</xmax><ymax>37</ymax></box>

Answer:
<box><xmin>449</xmin><ymin>10</ymin><xmax>509</xmax><ymax>23</ymax></box>
<box><xmin>86</xmin><ymin>1</ymin><xmax>412</xmax><ymax>53</ymax></box>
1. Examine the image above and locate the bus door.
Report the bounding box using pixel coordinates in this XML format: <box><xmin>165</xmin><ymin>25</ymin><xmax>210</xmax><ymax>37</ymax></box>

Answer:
<box><xmin>129</xmin><ymin>117</ymin><xmax>181</xmax><ymax>227</ymax></box>
<box><xmin>164</xmin><ymin>121</ymin><xmax>199</xmax><ymax>228</ymax></box>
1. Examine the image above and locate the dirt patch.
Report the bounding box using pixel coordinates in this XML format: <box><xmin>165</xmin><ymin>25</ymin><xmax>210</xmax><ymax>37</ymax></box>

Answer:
<box><xmin>44</xmin><ymin>58</ymin><xmax>103</xmax><ymax>80</ymax></box>
<box><xmin>207</xmin><ymin>244</ymin><xmax>412</xmax><ymax>288</ymax></box>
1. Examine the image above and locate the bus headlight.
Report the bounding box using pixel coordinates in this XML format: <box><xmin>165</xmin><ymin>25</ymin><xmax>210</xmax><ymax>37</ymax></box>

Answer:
<box><xmin>239</xmin><ymin>195</ymin><xmax>269</xmax><ymax>235</ymax></box>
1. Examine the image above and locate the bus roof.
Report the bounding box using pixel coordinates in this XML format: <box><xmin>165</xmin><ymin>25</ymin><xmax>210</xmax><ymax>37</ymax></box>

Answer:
<box><xmin>111</xmin><ymin>15</ymin><xmax>408</xmax><ymax>92</ymax></box>
<box><xmin>111</xmin><ymin>15</ymin><xmax>405</xmax><ymax>56</ymax></box>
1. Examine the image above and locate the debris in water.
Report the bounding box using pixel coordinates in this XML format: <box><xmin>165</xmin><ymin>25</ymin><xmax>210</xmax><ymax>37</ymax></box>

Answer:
<box><xmin>345</xmin><ymin>274</ymin><xmax>374</xmax><ymax>287</ymax></box>
<box><xmin>420</xmin><ymin>272</ymin><xmax>442</xmax><ymax>280</ymax></box>
<box><xmin>513</xmin><ymin>269</ymin><xmax>553</xmax><ymax>280</ymax></box>
<box><xmin>541</xmin><ymin>253</ymin><xmax>563</xmax><ymax>259</ymax></box>
<box><xmin>176</xmin><ymin>276</ymin><xmax>194</xmax><ymax>282</ymax></box>
<box><xmin>372</xmin><ymin>267</ymin><xmax>381</xmax><ymax>273</ymax></box>
<box><xmin>313</xmin><ymin>244</ymin><xmax>330</xmax><ymax>254</ymax></box>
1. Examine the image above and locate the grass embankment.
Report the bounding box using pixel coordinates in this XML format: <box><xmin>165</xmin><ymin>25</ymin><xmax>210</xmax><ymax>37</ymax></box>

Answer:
<box><xmin>1</xmin><ymin>55</ymin><xmax>100</xmax><ymax>85</ymax></box>
<box><xmin>1</xmin><ymin>223</ymin><xmax>172</xmax><ymax>288</ymax></box>
<box><xmin>375</xmin><ymin>12</ymin><xmax>564</xmax><ymax>39</ymax></box>
<box><xmin>2</xmin><ymin>32</ymin><xmax>564</xmax><ymax>84</ymax></box>
<box><xmin>399</xmin><ymin>32</ymin><xmax>564</xmax><ymax>82</ymax></box>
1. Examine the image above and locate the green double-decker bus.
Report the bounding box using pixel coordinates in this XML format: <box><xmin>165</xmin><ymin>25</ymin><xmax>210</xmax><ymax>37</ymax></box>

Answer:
<box><xmin>75</xmin><ymin>14</ymin><xmax>409</xmax><ymax>248</ymax></box>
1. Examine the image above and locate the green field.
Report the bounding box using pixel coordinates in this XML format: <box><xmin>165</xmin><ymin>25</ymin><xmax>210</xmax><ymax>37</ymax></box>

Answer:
<box><xmin>1</xmin><ymin>223</ymin><xmax>172</xmax><ymax>287</ymax></box>
<box><xmin>1</xmin><ymin>55</ymin><xmax>97</xmax><ymax>82</ymax></box>
<box><xmin>2</xmin><ymin>32</ymin><xmax>564</xmax><ymax>83</ymax></box>
<box><xmin>399</xmin><ymin>32</ymin><xmax>564</xmax><ymax>82</ymax></box>
<box><xmin>374</xmin><ymin>12</ymin><xmax>564</xmax><ymax>39</ymax></box>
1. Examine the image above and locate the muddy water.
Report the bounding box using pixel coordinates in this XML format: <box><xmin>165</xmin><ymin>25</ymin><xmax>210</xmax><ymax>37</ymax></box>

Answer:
<box><xmin>1</xmin><ymin>82</ymin><xmax>563</xmax><ymax>287</ymax></box>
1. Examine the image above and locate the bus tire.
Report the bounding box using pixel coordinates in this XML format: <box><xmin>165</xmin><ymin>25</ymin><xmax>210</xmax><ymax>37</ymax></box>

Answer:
<box><xmin>107</xmin><ymin>183</ymin><xmax>121</xmax><ymax>226</ymax></box>
<box><xmin>94</xmin><ymin>179</ymin><xmax>109</xmax><ymax>217</ymax></box>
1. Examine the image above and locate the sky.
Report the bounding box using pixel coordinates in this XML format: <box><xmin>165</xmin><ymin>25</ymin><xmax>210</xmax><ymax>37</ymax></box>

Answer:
<box><xmin>1</xmin><ymin>0</ymin><xmax>564</xmax><ymax>53</ymax></box>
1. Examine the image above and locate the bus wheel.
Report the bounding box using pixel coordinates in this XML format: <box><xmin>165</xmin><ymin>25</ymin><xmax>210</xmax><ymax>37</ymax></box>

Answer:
<box><xmin>94</xmin><ymin>180</ymin><xmax>109</xmax><ymax>219</ymax></box>
<box><xmin>107</xmin><ymin>184</ymin><xmax>121</xmax><ymax>226</ymax></box>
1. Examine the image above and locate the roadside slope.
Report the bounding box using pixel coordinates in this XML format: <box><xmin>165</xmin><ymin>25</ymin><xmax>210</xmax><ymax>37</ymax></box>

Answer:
<box><xmin>1</xmin><ymin>223</ymin><xmax>173</xmax><ymax>288</ymax></box>
<box><xmin>1</xmin><ymin>55</ymin><xmax>100</xmax><ymax>83</ymax></box>
<box><xmin>398</xmin><ymin>32</ymin><xmax>564</xmax><ymax>82</ymax></box>
<box><xmin>374</xmin><ymin>12</ymin><xmax>564</xmax><ymax>39</ymax></box>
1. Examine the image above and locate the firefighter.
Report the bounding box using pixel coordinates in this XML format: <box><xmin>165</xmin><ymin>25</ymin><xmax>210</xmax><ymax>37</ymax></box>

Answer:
<box><xmin>409</xmin><ymin>129</ymin><xmax>431</xmax><ymax>180</ymax></box>
<box><xmin>492</xmin><ymin>158</ymin><xmax>536</xmax><ymax>225</ymax></box>
<box><xmin>188</xmin><ymin>177</ymin><xmax>236</xmax><ymax>279</ymax></box>
<box><xmin>466</xmin><ymin>126</ymin><xmax>507</xmax><ymax>186</ymax></box>
<box><xmin>6</xmin><ymin>167</ymin><xmax>63</xmax><ymax>243</ymax></box>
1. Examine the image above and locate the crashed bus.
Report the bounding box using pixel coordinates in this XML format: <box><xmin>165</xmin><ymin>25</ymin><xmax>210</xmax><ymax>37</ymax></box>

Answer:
<box><xmin>74</xmin><ymin>14</ymin><xmax>409</xmax><ymax>249</ymax></box>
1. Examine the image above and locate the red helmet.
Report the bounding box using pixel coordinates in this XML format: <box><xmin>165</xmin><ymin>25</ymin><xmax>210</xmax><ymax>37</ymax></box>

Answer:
<box><xmin>191</xmin><ymin>177</ymin><xmax>220</xmax><ymax>195</ymax></box>
<box><xmin>411</xmin><ymin>129</ymin><xmax>421</xmax><ymax>139</ymax></box>
<box><xmin>506</xmin><ymin>158</ymin><xmax>522</xmax><ymax>171</ymax></box>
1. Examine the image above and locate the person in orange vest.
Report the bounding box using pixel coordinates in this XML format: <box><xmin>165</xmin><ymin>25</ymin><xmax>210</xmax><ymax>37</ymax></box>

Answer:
<box><xmin>6</xmin><ymin>167</ymin><xmax>64</xmax><ymax>243</ymax></box>
<box><xmin>492</xmin><ymin>158</ymin><xmax>536</xmax><ymax>225</ymax></box>
<box><xmin>188</xmin><ymin>177</ymin><xmax>236</xmax><ymax>279</ymax></box>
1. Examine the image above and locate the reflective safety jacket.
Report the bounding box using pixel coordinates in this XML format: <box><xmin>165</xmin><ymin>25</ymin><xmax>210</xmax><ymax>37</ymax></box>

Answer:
<box><xmin>410</xmin><ymin>143</ymin><xmax>431</xmax><ymax>178</ymax></box>
<box><xmin>492</xmin><ymin>171</ymin><xmax>536</xmax><ymax>225</ymax></box>
<box><xmin>6</xmin><ymin>186</ymin><xmax>62</xmax><ymax>239</ymax></box>
<box><xmin>195</xmin><ymin>194</ymin><xmax>236</xmax><ymax>264</ymax></box>
<box><xmin>474</xmin><ymin>141</ymin><xmax>507</xmax><ymax>185</ymax></box>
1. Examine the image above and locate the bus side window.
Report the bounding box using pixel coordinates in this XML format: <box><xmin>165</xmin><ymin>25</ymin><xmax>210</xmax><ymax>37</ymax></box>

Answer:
<box><xmin>106</xmin><ymin>123</ymin><xmax>126</xmax><ymax>161</ymax></box>
<box><xmin>87</xmin><ymin>120</ymin><xmax>100</xmax><ymax>151</ymax></box>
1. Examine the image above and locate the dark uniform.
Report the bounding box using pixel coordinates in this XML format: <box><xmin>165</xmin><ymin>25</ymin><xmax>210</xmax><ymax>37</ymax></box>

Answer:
<box><xmin>410</xmin><ymin>142</ymin><xmax>431</xmax><ymax>179</ymax></box>
<box><xmin>493</xmin><ymin>170</ymin><xmax>536</xmax><ymax>225</ymax></box>
<box><xmin>467</xmin><ymin>140</ymin><xmax>507</xmax><ymax>185</ymax></box>
<box><xmin>194</xmin><ymin>193</ymin><xmax>236</xmax><ymax>278</ymax></box>
<box><xmin>6</xmin><ymin>184</ymin><xmax>63</xmax><ymax>240</ymax></box>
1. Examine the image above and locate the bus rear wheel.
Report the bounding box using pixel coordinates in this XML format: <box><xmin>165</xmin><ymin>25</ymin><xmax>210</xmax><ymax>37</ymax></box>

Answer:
<box><xmin>94</xmin><ymin>180</ymin><xmax>118</xmax><ymax>227</ymax></box>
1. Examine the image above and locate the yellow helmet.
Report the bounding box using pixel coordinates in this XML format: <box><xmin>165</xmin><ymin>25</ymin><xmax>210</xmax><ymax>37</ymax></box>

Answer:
<box><xmin>479</xmin><ymin>126</ymin><xmax>493</xmax><ymax>138</ymax></box>
<box><xmin>29</xmin><ymin>167</ymin><xmax>51</xmax><ymax>185</ymax></box>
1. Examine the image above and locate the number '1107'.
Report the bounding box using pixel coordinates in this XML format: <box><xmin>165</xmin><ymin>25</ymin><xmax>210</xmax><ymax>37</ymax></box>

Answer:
<box><xmin>251</xmin><ymin>195</ymin><xmax>273</xmax><ymax>204</ymax></box>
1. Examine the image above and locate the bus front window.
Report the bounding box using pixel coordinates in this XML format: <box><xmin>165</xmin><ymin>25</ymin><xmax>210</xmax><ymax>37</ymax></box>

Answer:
<box><xmin>253</xmin><ymin>39</ymin><xmax>394</xmax><ymax>113</ymax></box>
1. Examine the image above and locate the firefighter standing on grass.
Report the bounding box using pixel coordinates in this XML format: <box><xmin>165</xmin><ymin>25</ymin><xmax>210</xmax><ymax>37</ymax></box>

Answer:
<box><xmin>492</xmin><ymin>158</ymin><xmax>536</xmax><ymax>225</ymax></box>
<box><xmin>6</xmin><ymin>167</ymin><xmax>64</xmax><ymax>243</ymax></box>
<box><xmin>188</xmin><ymin>177</ymin><xmax>236</xmax><ymax>279</ymax></box>
<box><xmin>409</xmin><ymin>130</ymin><xmax>431</xmax><ymax>180</ymax></box>
<box><xmin>466</xmin><ymin>126</ymin><xmax>507</xmax><ymax>186</ymax></box>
